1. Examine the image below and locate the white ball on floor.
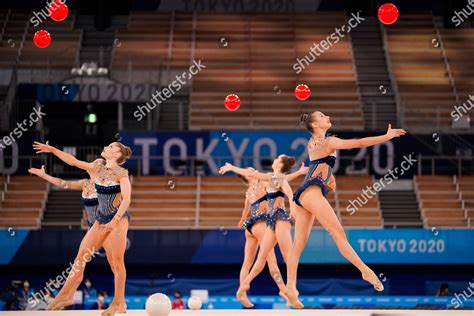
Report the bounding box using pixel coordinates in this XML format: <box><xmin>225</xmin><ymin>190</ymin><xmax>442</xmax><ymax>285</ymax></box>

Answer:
<box><xmin>187</xmin><ymin>296</ymin><xmax>202</xmax><ymax>310</ymax></box>
<box><xmin>146</xmin><ymin>293</ymin><xmax>171</xmax><ymax>316</ymax></box>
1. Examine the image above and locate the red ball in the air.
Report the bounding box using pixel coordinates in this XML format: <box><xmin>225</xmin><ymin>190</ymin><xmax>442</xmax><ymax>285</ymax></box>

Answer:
<box><xmin>224</xmin><ymin>94</ymin><xmax>241</xmax><ymax>111</ymax></box>
<box><xmin>378</xmin><ymin>3</ymin><xmax>399</xmax><ymax>25</ymax></box>
<box><xmin>33</xmin><ymin>30</ymin><xmax>51</xmax><ymax>48</ymax></box>
<box><xmin>294</xmin><ymin>84</ymin><xmax>311</xmax><ymax>101</ymax></box>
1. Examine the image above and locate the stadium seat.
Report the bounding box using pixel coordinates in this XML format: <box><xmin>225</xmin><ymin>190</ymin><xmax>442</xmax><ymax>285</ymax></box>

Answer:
<box><xmin>0</xmin><ymin>176</ymin><xmax>47</xmax><ymax>229</ymax></box>
<box><xmin>415</xmin><ymin>175</ymin><xmax>468</xmax><ymax>227</ymax></box>
<box><xmin>439</xmin><ymin>29</ymin><xmax>474</xmax><ymax>103</ymax></box>
<box><xmin>386</xmin><ymin>13</ymin><xmax>457</xmax><ymax>130</ymax></box>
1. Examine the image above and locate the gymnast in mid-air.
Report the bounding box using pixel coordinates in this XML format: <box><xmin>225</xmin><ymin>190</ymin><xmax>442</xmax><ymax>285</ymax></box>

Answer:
<box><xmin>220</xmin><ymin>156</ymin><xmax>306</xmax><ymax>307</ymax></box>
<box><xmin>284</xmin><ymin>112</ymin><xmax>406</xmax><ymax>308</ymax></box>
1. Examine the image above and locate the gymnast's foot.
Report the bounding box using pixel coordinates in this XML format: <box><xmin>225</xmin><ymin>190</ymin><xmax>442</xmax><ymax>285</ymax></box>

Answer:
<box><xmin>101</xmin><ymin>301</ymin><xmax>127</xmax><ymax>316</ymax></box>
<box><xmin>279</xmin><ymin>291</ymin><xmax>290</xmax><ymax>305</ymax></box>
<box><xmin>362</xmin><ymin>268</ymin><xmax>384</xmax><ymax>292</ymax></box>
<box><xmin>47</xmin><ymin>296</ymin><xmax>74</xmax><ymax>310</ymax></box>
<box><xmin>284</xmin><ymin>286</ymin><xmax>304</xmax><ymax>309</ymax></box>
<box><xmin>236</xmin><ymin>284</ymin><xmax>253</xmax><ymax>308</ymax></box>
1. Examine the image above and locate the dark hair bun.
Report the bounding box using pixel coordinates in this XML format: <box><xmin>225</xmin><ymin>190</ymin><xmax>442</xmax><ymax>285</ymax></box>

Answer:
<box><xmin>288</xmin><ymin>156</ymin><xmax>295</xmax><ymax>167</ymax></box>
<box><xmin>280</xmin><ymin>155</ymin><xmax>296</xmax><ymax>173</ymax></box>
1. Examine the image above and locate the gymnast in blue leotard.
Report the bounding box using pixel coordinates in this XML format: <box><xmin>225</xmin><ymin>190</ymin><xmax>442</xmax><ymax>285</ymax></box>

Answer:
<box><xmin>284</xmin><ymin>111</ymin><xmax>406</xmax><ymax>308</ymax></box>
<box><xmin>220</xmin><ymin>157</ymin><xmax>307</xmax><ymax>307</ymax></box>
<box><xmin>265</xmin><ymin>171</ymin><xmax>299</xmax><ymax>231</ymax></box>
<box><xmin>28</xmin><ymin>160</ymin><xmax>118</xmax><ymax>306</ymax></box>
<box><xmin>235</xmin><ymin>172</ymin><xmax>288</xmax><ymax>305</ymax></box>
<box><xmin>81</xmin><ymin>179</ymin><xmax>99</xmax><ymax>227</ymax></box>
<box><xmin>94</xmin><ymin>163</ymin><xmax>131</xmax><ymax>225</ymax></box>
<box><xmin>33</xmin><ymin>141</ymin><xmax>132</xmax><ymax>314</ymax></box>
<box><xmin>241</xmin><ymin>177</ymin><xmax>269</xmax><ymax>233</ymax></box>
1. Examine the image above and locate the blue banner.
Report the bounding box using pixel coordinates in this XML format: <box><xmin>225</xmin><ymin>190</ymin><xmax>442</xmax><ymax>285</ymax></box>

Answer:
<box><xmin>301</xmin><ymin>228</ymin><xmax>474</xmax><ymax>264</ymax></box>
<box><xmin>121</xmin><ymin>131</ymin><xmax>446</xmax><ymax>177</ymax></box>
<box><xmin>0</xmin><ymin>131</ymin><xmax>40</xmax><ymax>175</ymax></box>
<box><xmin>1</xmin><ymin>229</ymin><xmax>473</xmax><ymax>265</ymax></box>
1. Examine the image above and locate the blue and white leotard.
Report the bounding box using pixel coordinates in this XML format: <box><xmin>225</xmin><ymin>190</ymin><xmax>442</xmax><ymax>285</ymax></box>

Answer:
<box><xmin>81</xmin><ymin>179</ymin><xmax>98</xmax><ymax>227</ymax></box>
<box><xmin>293</xmin><ymin>154</ymin><xmax>336</xmax><ymax>207</ymax></box>
<box><xmin>265</xmin><ymin>175</ymin><xmax>293</xmax><ymax>231</ymax></box>
<box><xmin>242</xmin><ymin>180</ymin><xmax>268</xmax><ymax>233</ymax></box>
<box><xmin>94</xmin><ymin>164</ymin><xmax>131</xmax><ymax>224</ymax></box>
<box><xmin>242</xmin><ymin>194</ymin><xmax>268</xmax><ymax>233</ymax></box>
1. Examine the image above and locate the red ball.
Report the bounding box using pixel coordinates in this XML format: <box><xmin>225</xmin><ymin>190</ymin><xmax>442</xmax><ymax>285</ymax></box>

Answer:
<box><xmin>378</xmin><ymin>3</ymin><xmax>399</xmax><ymax>25</ymax></box>
<box><xmin>33</xmin><ymin>30</ymin><xmax>51</xmax><ymax>49</ymax></box>
<box><xmin>48</xmin><ymin>0</ymin><xmax>69</xmax><ymax>22</ymax></box>
<box><xmin>294</xmin><ymin>84</ymin><xmax>311</xmax><ymax>101</ymax></box>
<box><xmin>224</xmin><ymin>94</ymin><xmax>241</xmax><ymax>111</ymax></box>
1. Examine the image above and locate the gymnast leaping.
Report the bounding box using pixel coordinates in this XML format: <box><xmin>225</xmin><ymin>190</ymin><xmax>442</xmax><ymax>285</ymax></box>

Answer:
<box><xmin>33</xmin><ymin>141</ymin><xmax>132</xmax><ymax>316</ymax></box>
<box><xmin>284</xmin><ymin>112</ymin><xmax>406</xmax><ymax>308</ymax></box>
<box><xmin>236</xmin><ymin>170</ymin><xmax>286</xmax><ymax>304</ymax></box>
<box><xmin>234</xmin><ymin>163</ymin><xmax>307</xmax><ymax>307</ymax></box>
<box><xmin>220</xmin><ymin>156</ymin><xmax>305</xmax><ymax>307</ymax></box>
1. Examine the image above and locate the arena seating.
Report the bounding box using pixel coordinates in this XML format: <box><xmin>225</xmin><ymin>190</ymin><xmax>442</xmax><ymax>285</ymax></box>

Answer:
<box><xmin>19</xmin><ymin>11</ymin><xmax>80</xmax><ymax>70</ymax></box>
<box><xmin>0</xmin><ymin>10</ymin><xmax>79</xmax><ymax>70</ymax></box>
<box><xmin>336</xmin><ymin>176</ymin><xmax>383</xmax><ymax>227</ymax></box>
<box><xmin>386</xmin><ymin>13</ymin><xmax>457</xmax><ymax>129</ymax></box>
<box><xmin>191</xmin><ymin>12</ymin><xmax>363</xmax><ymax>130</ymax></box>
<box><xmin>439</xmin><ymin>28</ymin><xmax>474</xmax><ymax>103</ymax></box>
<box><xmin>0</xmin><ymin>176</ymin><xmax>48</xmax><ymax>229</ymax></box>
<box><xmin>112</xmin><ymin>12</ymin><xmax>172</xmax><ymax>70</ymax></box>
<box><xmin>125</xmin><ymin>176</ymin><xmax>197</xmax><ymax>229</ymax></box>
<box><xmin>198</xmin><ymin>176</ymin><xmax>246</xmax><ymax>228</ymax></box>
<box><xmin>415</xmin><ymin>175</ymin><xmax>469</xmax><ymax>227</ymax></box>
<box><xmin>110</xmin><ymin>11</ymin><xmax>363</xmax><ymax>131</ymax></box>
<box><xmin>0</xmin><ymin>11</ymin><xmax>29</xmax><ymax>69</ymax></box>
<box><xmin>112</xmin><ymin>11</ymin><xmax>194</xmax><ymax>70</ymax></box>
<box><xmin>1</xmin><ymin>10</ymin><xmax>470</xmax><ymax>133</ymax></box>
<box><xmin>457</xmin><ymin>176</ymin><xmax>474</xmax><ymax>224</ymax></box>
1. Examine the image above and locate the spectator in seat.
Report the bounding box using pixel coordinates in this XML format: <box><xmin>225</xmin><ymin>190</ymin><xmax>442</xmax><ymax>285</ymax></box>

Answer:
<box><xmin>82</xmin><ymin>278</ymin><xmax>97</xmax><ymax>300</ymax></box>
<box><xmin>171</xmin><ymin>291</ymin><xmax>185</xmax><ymax>309</ymax></box>
<box><xmin>17</xmin><ymin>280</ymin><xmax>34</xmax><ymax>310</ymax></box>
<box><xmin>92</xmin><ymin>291</ymin><xmax>109</xmax><ymax>310</ymax></box>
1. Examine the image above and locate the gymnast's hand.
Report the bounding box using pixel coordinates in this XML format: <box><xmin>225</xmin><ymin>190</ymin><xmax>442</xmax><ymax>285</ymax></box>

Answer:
<box><xmin>33</xmin><ymin>141</ymin><xmax>52</xmax><ymax>153</ymax></box>
<box><xmin>289</xmin><ymin>202</ymin><xmax>297</xmax><ymax>221</ymax></box>
<box><xmin>386</xmin><ymin>124</ymin><xmax>406</xmax><ymax>139</ymax></box>
<box><xmin>103</xmin><ymin>217</ymin><xmax>120</xmax><ymax>233</ymax></box>
<box><xmin>28</xmin><ymin>165</ymin><xmax>46</xmax><ymax>178</ymax></box>
<box><xmin>298</xmin><ymin>162</ymin><xmax>309</xmax><ymax>175</ymax></box>
<box><xmin>219</xmin><ymin>162</ymin><xmax>233</xmax><ymax>174</ymax></box>
<box><xmin>238</xmin><ymin>218</ymin><xmax>245</xmax><ymax>228</ymax></box>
